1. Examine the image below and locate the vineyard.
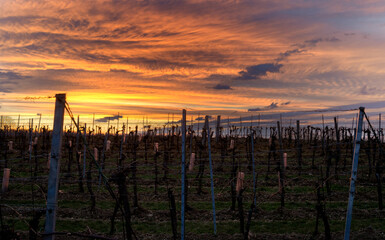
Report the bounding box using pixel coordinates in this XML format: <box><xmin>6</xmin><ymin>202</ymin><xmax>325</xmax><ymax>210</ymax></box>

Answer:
<box><xmin>0</xmin><ymin>95</ymin><xmax>385</xmax><ymax>240</ymax></box>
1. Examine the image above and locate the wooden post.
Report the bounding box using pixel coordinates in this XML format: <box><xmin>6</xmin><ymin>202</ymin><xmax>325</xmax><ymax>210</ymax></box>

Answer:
<box><xmin>236</xmin><ymin>172</ymin><xmax>245</xmax><ymax>193</ymax></box>
<box><xmin>189</xmin><ymin>153</ymin><xmax>195</xmax><ymax>171</ymax></box>
<box><xmin>344</xmin><ymin>107</ymin><xmax>364</xmax><ymax>240</ymax></box>
<box><xmin>2</xmin><ymin>168</ymin><xmax>10</xmax><ymax>193</ymax></box>
<box><xmin>38</xmin><ymin>113</ymin><xmax>42</xmax><ymax>134</ymax></box>
<box><xmin>189</xmin><ymin>126</ymin><xmax>193</xmax><ymax>168</ymax></box>
<box><xmin>44</xmin><ymin>93</ymin><xmax>66</xmax><ymax>240</ymax></box>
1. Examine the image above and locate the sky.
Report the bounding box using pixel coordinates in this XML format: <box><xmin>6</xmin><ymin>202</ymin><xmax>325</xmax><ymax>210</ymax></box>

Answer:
<box><xmin>1</xmin><ymin>0</ymin><xmax>385</xmax><ymax>124</ymax></box>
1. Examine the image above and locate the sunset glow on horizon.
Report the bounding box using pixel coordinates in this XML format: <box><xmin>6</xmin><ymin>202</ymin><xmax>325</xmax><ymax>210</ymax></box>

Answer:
<box><xmin>2</xmin><ymin>1</ymin><xmax>385</xmax><ymax>121</ymax></box>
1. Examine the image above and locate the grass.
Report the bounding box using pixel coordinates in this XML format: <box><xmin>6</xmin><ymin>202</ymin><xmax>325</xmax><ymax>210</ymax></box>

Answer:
<box><xmin>5</xmin><ymin>216</ymin><xmax>384</xmax><ymax>236</ymax></box>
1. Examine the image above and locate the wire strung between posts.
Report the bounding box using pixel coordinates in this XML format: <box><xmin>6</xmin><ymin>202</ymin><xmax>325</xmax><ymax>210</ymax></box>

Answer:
<box><xmin>64</xmin><ymin>99</ymin><xmax>110</xmax><ymax>185</ymax></box>
<box><xmin>363</xmin><ymin>112</ymin><xmax>385</xmax><ymax>160</ymax></box>
<box><xmin>63</xmin><ymin>99</ymin><xmax>137</xmax><ymax>240</ymax></box>
<box><xmin>298</xmin><ymin>108</ymin><xmax>359</xmax><ymax>113</ymax></box>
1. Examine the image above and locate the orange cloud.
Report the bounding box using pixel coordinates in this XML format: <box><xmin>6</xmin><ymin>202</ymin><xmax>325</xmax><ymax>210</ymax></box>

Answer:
<box><xmin>1</xmin><ymin>0</ymin><xmax>385</xmax><ymax>121</ymax></box>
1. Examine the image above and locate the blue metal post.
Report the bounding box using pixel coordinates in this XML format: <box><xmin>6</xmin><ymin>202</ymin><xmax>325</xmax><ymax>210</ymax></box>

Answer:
<box><xmin>181</xmin><ymin>109</ymin><xmax>186</xmax><ymax>240</ymax></box>
<box><xmin>344</xmin><ymin>107</ymin><xmax>365</xmax><ymax>240</ymax></box>
<box><xmin>206</xmin><ymin>115</ymin><xmax>217</xmax><ymax>235</ymax></box>
<box><xmin>44</xmin><ymin>93</ymin><xmax>66</xmax><ymax>240</ymax></box>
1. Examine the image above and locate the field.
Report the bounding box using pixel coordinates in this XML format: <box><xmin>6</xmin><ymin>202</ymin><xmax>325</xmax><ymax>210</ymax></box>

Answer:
<box><xmin>0</xmin><ymin>114</ymin><xmax>385</xmax><ymax>240</ymax></box>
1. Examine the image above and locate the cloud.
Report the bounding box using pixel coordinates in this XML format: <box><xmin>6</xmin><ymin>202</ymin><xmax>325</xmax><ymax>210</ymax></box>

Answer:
<box><xmin>195</xmin><ymin>115</ymin><xmax>212</xmax><ymax>121</ymax></box>
<box><xmin>163</xmin><ymin>50</ymin><xmax>230</xmax><ymax>64</ymax></box>
<box><xmin>275</xmin><ymin>37</ymin><xmax>340</xmax><ymax>62</ymax></box>
<box><xmin>295</xmin><ymin>37</ymin><xmax>340</xmax><ymax>48</ymax></box>
<box><xmin>96</xmin><ymin>114</ymin><xmax>123</xmax><ymax>123</ymax></box>
<box><xmin>205</xmin><ymin>74</ymin><xmax>234</xmax><ymax>81</ymax></box>
<box><xmin>275</xmin><ymin>49</ymin><xmax>306</xmax><ymax>62</ymax></box>
<box><xmin>0</xmin><ymin>70</ymin><xmax>27</xmax><ymax>81</ymax></box>
<box><xmin>237</xmin><ymin>63</ymin><xmax>283</xmax><ymax>80</ymax></box>
<box><xmin>360</xmin><ymin>85</ymin><xmax>381</xmax><ymax>95</ymax></box>
<box><xmin>100</xmin><ymin>25</ymin><xmax>181</xmax><ymax>39</ymax></box>
<box><xmin>248</xmin><ymin>102</ymin><xmax>279</xmax><ymax>112</ymax></box>
<box><xmin>0</xmin><ymin>88</ymin><xmax>12</xmax><ymax>93</ymax></box>
<box><xmin>0</xmin><ymin>16</ymin><xmax>92</xmax><ymax>33</ymax></box>
<box><xmin>109</xmin><ymin>68</ymin><xmax>129</xmax><ymax>73</ymax></box>
<box><xmin>0</xmin><ymin>69</ymin><xmax>101</xmax><ymax>93</ymax></box>
<box><xmin>212</xmin><ymin>84</ymin><xmax>232</xmax><ymax>90</ymax></box>
<box><xmin>202</xmin><ymin>35</ymin><xmax>343</xmax><ymax>90</ymax></box>
<box><xmin>63</xmin><ymin>18</ymin><xmax>90</xmax><ymax>31</ymax></box>
<box><xmin>115</xmin><ymin>56</ymin><xmax>197</xmax><ymax>70</ymax></box>
<box><xmin>0</xmin><ymin>70</ymin><xmax>31</xmax><ymax>93</ymax></box>
<box><xmin>167</xmin><ymin>119</ymin><xmax>183</xmax><ymax>124</ymax></box>
<box><xmin>264</xmin><ymin>102</ymin><xmax>279</xmax><ymax>110</ymax></box>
